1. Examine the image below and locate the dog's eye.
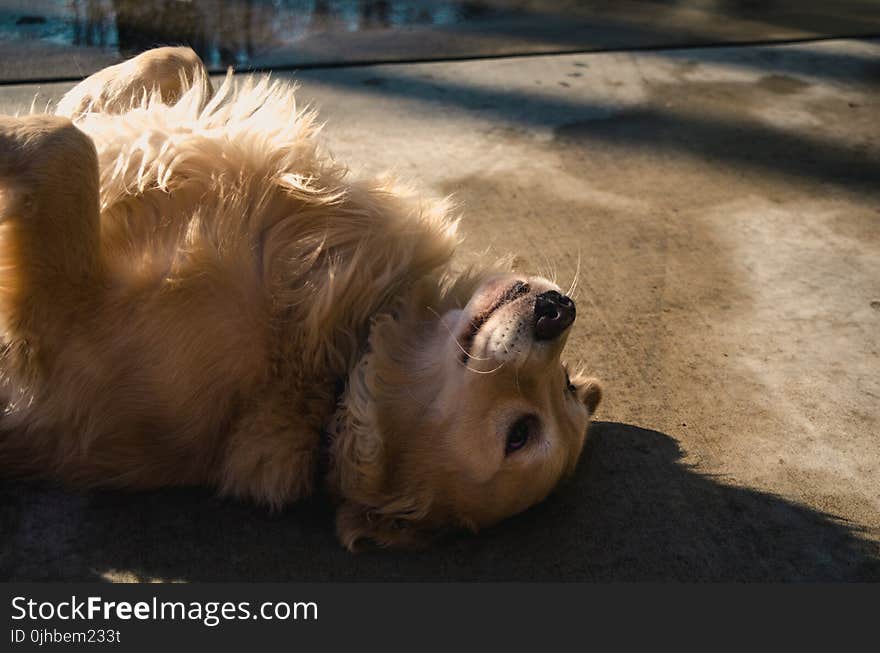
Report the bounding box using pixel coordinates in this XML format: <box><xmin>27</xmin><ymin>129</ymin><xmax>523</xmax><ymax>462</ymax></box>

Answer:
<box><xmin>505</xmin><ymin>415</ymin><xmax>538</xmax><ymax>455</ymax></box>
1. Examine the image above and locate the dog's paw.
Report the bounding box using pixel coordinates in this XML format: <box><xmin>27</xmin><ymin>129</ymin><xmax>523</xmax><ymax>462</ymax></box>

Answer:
<box><xmin>56</xmin><ymin>47</ymin><xmax>210</xmax><ymax>119</ymax></box>
<box><xmin>0</xmin><ymin>115</ymin><xmax>87</xmax><ymax>220</ymax></box>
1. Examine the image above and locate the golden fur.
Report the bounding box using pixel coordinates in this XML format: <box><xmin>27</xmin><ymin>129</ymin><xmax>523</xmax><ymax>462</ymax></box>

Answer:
<box><xmin>0</xmin><ymin>48</ymin><xmax>600</xmax><ymax>549</ymax></box>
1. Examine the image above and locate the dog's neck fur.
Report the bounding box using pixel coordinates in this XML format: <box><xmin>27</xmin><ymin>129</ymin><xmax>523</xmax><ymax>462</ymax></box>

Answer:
<box><xmin>321</xmin><ymin>265</ymin><xmax>513</xmax><ymax>548</ymax></box>
<box><xmin>316</xmin><ymin>275</ymin><xmax>447</xmax><ymax>487</ymax></box>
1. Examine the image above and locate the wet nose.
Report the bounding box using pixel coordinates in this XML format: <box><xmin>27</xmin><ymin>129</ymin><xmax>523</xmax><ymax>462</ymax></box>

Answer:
<box><xmin>534</xmin><ymin>290</ymin><xmax>576</xmax><ymax>341</ymax></box>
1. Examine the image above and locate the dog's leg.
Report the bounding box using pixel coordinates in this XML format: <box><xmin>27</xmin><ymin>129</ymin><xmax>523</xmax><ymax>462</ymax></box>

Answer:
<box><xmin>0</xmin><ymin>114</ymin><xmax>102</xmax><ymax>362</ymax></box>
<box><xmin>56</xmin><ymin>47</ymin><xmax>213</xmax><ymax>120</ymax></box>
<box><xmin>218</xmin><ymin>389</ymin><xmax>334</xmax><ymax>509</ymax></box>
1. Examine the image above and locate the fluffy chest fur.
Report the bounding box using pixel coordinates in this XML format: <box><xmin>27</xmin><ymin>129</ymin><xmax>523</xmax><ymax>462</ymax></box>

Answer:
<box><xmin>0</xmin><ymin>76</ymin><xmax>458</xmax><ymax>493</ymax></box>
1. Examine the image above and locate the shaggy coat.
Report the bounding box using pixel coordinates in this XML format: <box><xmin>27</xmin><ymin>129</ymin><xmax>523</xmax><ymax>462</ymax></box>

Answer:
<box><xmin>0</xmin><ymin>48</ymin><xmax>599</xmax><ymax>548</ymax></box>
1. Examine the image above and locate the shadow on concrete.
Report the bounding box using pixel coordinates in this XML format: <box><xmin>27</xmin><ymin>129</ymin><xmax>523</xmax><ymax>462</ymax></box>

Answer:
<box><xmin>2</xmin><ymin>422</ymin><xmax>877</xmax><ymax>581</ymax></box>
<box><xmin>299</xmin><ymin>52</ymin><xmax>879</xmax><ymax>198</ymax></box>
<box><xmin>645</xmin><ymin>42</ymin><xmax>880</xmax><ymax>86</ymax></box>
<box><xmin>553</xmin><ymin>105</ymin><xmax>878</xmax><ymax>198</ymax></box>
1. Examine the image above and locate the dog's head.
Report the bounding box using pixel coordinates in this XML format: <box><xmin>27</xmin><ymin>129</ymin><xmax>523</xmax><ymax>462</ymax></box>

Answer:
<box><xmin>329</xmin><ymin>272</ymin><xmax>601</xmax><ymax>549</ymax></box>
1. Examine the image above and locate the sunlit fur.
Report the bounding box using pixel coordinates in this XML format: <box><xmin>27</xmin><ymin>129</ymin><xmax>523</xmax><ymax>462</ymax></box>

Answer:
<box><xmin>0</xmin><ymin>48</ymin><xmax>600</xmax><ymax>549</ymax></box>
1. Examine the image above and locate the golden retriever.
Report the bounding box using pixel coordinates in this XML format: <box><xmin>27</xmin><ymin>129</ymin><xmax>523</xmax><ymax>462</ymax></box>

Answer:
<box><xmin>0</xmin><ymin>48</ymin><xmax>600</xmax><ymax>549</ymax></box>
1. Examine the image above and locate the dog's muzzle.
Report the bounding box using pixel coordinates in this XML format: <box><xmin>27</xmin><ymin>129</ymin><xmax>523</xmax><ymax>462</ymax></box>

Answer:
<box><xmin>534</xmin><ymin>290</ymin><xmax>576</xmax><ymax>340</ymax></box>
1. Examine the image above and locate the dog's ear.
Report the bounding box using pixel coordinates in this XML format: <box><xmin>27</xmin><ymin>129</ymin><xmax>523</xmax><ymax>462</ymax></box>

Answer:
<box><xmin>328</xmin><ymin>391</ymin><xmax>438</xmax><ymax>550</ymax></box>
<box><xmin>328</xmin><ymin>309</ymin><xmax>446</xmax><ymax>550</ymax></box>
<box><xmin>572</xmin><ymin>375</ymin><xmax>602</xmax><ymax>414</ymax></box>
<box><xmin>327</xmin><ymin>349</ymin><xmax>435</xmax><ymax>551</ymax></box>
<box><xmin>335</xmin><ymin>499</ymin><xmax>438</xmax><ymax>551</ymax></box>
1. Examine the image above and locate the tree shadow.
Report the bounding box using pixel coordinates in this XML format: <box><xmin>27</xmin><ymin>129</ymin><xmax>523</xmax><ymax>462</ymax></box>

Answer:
<box><xmin>645</xmin><ymin>41</ymin><xmax>880</xmax><ymax>87</ymax></box>
<box><xmin>1</xmin><ymin>422</ymin><xmax>877</xmax><ymax>581</ymax></box>
<box><xmin>293</xmin><ymin>53</ymin><xmax>879</xmax><ymax>199</ymax></box>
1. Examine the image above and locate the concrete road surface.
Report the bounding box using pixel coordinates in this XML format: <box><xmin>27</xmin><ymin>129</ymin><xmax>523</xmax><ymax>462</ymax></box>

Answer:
<box><xmin>0</xmin><ymin>37</ymin><xmax>878</xmax><ymax>580</ymax></box>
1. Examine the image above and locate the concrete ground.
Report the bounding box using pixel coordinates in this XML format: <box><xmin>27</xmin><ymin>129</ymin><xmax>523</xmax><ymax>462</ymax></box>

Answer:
<box><xmin>0</xmin><ymin>37</ymin><xmax>878</xmax><ymax>581</ymax></box>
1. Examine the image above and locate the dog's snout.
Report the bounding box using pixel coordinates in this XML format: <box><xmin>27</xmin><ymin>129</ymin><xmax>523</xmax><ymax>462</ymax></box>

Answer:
<box><xmin>534</xmin><ymin>290</ymin><xmax>576</xmax><ymax>341</ymax></box>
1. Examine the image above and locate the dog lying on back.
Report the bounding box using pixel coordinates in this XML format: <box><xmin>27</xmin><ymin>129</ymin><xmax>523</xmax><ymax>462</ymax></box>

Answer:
<box><xmin>0</xmin><ymin>48</ymin><xmax>601</xmax><ymax>549</ymax></box>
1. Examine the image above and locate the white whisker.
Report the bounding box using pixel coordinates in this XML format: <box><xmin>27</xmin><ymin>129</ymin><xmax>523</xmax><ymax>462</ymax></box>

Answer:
<box><xmin>538</xmin><ymin>251</ymin><xmax>555</xmax><ymax>284</ymax></box>
<box><xmin>567</xmin><ymin>250</ymin><xmax>582</xmax><ymax>299</ymax></box>
<box><xmin>426</xmin><ymin>305</ymin><xmax>492</xmax><ymax>362</ymax></box>
<box><xmin>458</xmin><ymin>359</ymin><xmax>506</xmax><ymax>375</ymax></box>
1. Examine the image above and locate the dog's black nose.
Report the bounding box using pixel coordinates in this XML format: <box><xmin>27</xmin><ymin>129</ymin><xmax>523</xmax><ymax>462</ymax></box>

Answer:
<box><xmin>534</xmin><ymin>290</ymin><xmax>576</xmax><ymax>341</ymax></box>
